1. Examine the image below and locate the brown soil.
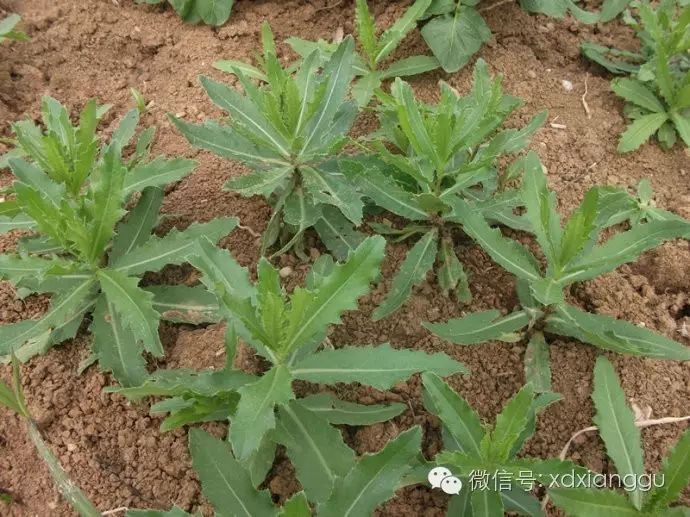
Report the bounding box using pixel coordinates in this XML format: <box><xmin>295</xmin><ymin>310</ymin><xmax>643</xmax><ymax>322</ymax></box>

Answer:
<box><xmin>0</xmin><ymin>0</ymin><xmax>689</xmax><ymax>515</ymax></box>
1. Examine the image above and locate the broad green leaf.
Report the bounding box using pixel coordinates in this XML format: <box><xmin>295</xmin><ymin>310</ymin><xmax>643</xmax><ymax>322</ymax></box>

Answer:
<box><xmin>214</xmin><ymin>60</ymin><xmax>268</xmax><ymax>81</ymax></box>
<box><xmin>127</xmin><ymin>507</ymin><xmax>196</xmax><ymax>517</ymax></box>
<box><xmin>244</xmin><ymin>433</ymin><xmax>277</xmax><ymax>488</ymax></box>
<box><xmin>421</xmin><ymin>6</ymin><xmax>491</xmax><ymax>73</ymax></box>
<box><xmin>471</xmin><ymin>488</ymin><xmax>504</xmax><ymax>517</ymax></box>
<box><xmin>421</xmin><ymin>372</ymin><xmax>485</xmax><ymax>457</ymax></box>
<box><xmin>276</xmin><ymin>401</ymin><xmax>355</xmax><ymax>503</ymax></box>
<box><xmin>314</xmin><ymin>205</ymin><xmax>367</xmax><ymax>261</ymax></box>
<box><xmin>189</xmin><ymin>428</ymin><xmax>277</xmax><ymax>517</ymax></box>
<box><xmin>0</xmin><ymin>213</ymin><xmax>35</xmax><ymax>233</ymax></box>
<box><xmin>437</xmin><ymin>239</ymin><xmax>471</xmax><ymax>302</ymax></box>
<box><xmin>670</xmin><ymin>112</ymin><xmax>690</xmax><ymax>148</ymax></box>
<box><xmin>524</xmin><ymin>332</ymin><xmax>551</xmax><ymax>393</ymax></box>
<box><xmin>110</xmin><ymin>186</ymin><xmax>163</xmax><ymax>261</ymax></box>
<box><xmin>489</xmin><ymin>383</ymin><xmax>535</xmax><ymax>462</ymax></box>
<box><xmin>146</xmin><ymin>284</ymin><xmax>220</xmax><ymax>324</ymax></box>
<box><xmin>618</xmin><ymin>112</ymin><xmax>669</xmax><ymax>153</ymax></box>
<box><xmin>502</xmin><ymin>486</ymin><xmax>544</xmax><ymax>516</ymax></box>
<box><xmin>278</xmin><ymin>492</ymin><xmax>310</xmax><ymax>517</ymax></box>
<box><xmin>592</xmin><ymin>356</ymin><xmax>645</xmax><ymax>509</ymax></box>
<box><xmin>123</xmin><ymin>156</ymin><xmax>196</xmax><ymax>195</ymax></box>
<box><xmin>231</xmin><ymin>366</ymin><xmax>294</xmax><ymax>461</ymax></box>
<box><xmin>196</xmin><ymin>0</ymin><xmax>234</xmax><ymax>26</ymax></box>
<box><xmin>451</xmin><ymin>198</ymin><xmax>541</xmax><ymax>282</ymax></box>
<box><xmin>373</xmin><ymin>229</ymin><xmax>438</xmax><ymax>321</ymax></box>
<box><xmin>549</xmin><ymin>488</ymin><xmax>639</xmax><ymax>517</ymax></box>
<box><xmin>612</xmin><ymin>78</ymin><xmax>666</xmax><ymax>113</ymax></box>
<box><xmin>97</xmin><ymin>268</ymin><xmax>163</xmax><ymax>356</ymax></box>
<box><xmin>424</xmin><ymin>310</ymin><xmax>530</xmax><ymax>345</ymax></box>
<box><xmin>282</xmin><ymin>236</ymin><xmax>384</xmax><ymax>354</ymax></box>
<box><xmin>301</xmin><ymin>165</ymin><xmax>363</xmax><ymax>225</ymax></box>
<box><xmin>290</xmin><ymin>343</ymin><xmax>467</xmax><ymax>389</ymax></box>
<box><xmin>319</xmin><ymin>426</ymin><xmax>422</xmax><ymax>517</ymax></box>
<box><xmin>546</xmin><ymin>304</ymin><xmax>690</xmax><ymax>360</ymax></box>
<box><xmin>91</xmin><ymin>296</ymin><xmax>148</xmax><ymax>388</ymax></box>
<box><xmin>647</xmin><ymin>429</ymin><xmax>690</xmax><ymax>510</ymax></box>
<box><xmin>299</xmin><ymin>393</ymin><xmax>406</xmax><ymax>425</ymax></box>
<box><xmin>112</xmin><ymin>217</ymin><xmax>238</xmax><ymax>275</ymax></box>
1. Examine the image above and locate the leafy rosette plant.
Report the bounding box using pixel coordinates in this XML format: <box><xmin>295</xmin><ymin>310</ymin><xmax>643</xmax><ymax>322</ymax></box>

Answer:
<box><xmin>583</xmin><ymin>0</ymin><xmax>690</xmax><ymax>152</ymax></box>
<box><xmin>175</xmin><ymin>24</ymin><xmax>364</xmax><ymax>260</ymax></box>
<box><xmin>0</xmin><ymin>14</ymin><xmax>27</xmax><ymax>44</ymax></box>
<box><xmin>421</xmin><ymin>374</ymin><xmax>584</xmax><ymax>516</ymax></box>
<box><xmin>284</xmin><ymin>0</ymin><xmax>438</xmax><ymax>107</ymax></box>
<box><xmin>114</xmin><ymin>236</ymin><xmax>467</xmax><ymax>504</ymax></box>
<box><xmin>425</xmin><ymin>152</ymin><xmax>690</xmax><ymax>393</ymax></box>
<box><xmin>343</xmin><ymin>59</ymin><xmax>545</xmax><ymax>320</ymax></box>
<box><xmin>129</xmin><ymin>426</ymin><xmax>423</xmax><ymax>517</ymax></box>
<box><xmin>550</xmin><ymin>356</ymin><xmax>690</xmax><ymax>515</ymax></box>
<box><xmin>136</xmin><ymin>0</ymin><xmax>233</xmax><ymax>26</ymax></box>
<box><xmin>0</xmin><ymin>97</ymin><xmax>236</xmax><ymax>387</ymax></box>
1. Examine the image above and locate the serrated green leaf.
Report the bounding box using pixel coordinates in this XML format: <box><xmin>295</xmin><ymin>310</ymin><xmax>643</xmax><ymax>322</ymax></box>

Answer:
<box><xmin>110</xmin><ymin>186</ymin><xmax>163</xmax><ymax>261</ymax></box>
<box><xmin>647</xmin><ymin>428</ymin><xmax>690</xmax><ymax>510</ymax></box>
<box><xmin>421</xmin><ymin>372</ymin><xmax>485</xmax><ymax>458</ymax></box>
<box><xmin>123</xmin><ymin>156</ymin><xmax>196</xmax><ymax>195</ymax></box>
<box><xmin>299</xmin><ymin>393</ymin><xmax>406</xmax><ymax>425</ymax></box>
<box><xmin>612</xmin><ymin>78</ymin><xmax>666</xmax><ymax>113</ymax></box>
<box><xmin>373</xmin><ymin>229</ymin><xmax>438</xmax><ymax>320</ymax></box>
<box><xmin>670</xmin><ymin>111</ymin><xmax>690</xmax><ymax>148</ymax></box>
<box><xmin>355</xmin><ymin>0</ymin><xmax>378</xmax><ymax>66</ymax></box>
<box><xmin>231</xmin><ymin>365</ymin><xmax>294</xmax><ymax>461</ymax></box>
<box><xmin>524</xmin><ymin>332</ymin><xmax>551</xmax><ymax>393</ymax></box>
<box><xmin>319</xmin><ymin>426</ymin><xmax>422</xmax><ymax>517</ymax></box>
<box><xmin>112</xmin><ymin>217</ymin><xmax>238</xmax><ymax>275</ymax></box>
<box><xmin>546</xmin><ymin>304</ymin><xmax>690</xmax><ymax>360</ymax></box>
<box><xmin>91</xmin><ymin>296</ymin><xmax>148</xmax><ymax>387</ymax></box>
<box><xmin>381</xmin><ymin>55</ymin><xmax>440</xmax><ymax>79</ymax></box>
<box><xmin>592</xmin><ymin>356</ymin><xmax>645</xmax><ymax>509</ymax></box>
<box><xmin>437</xmin><ymin>239</ymin><xmax>471</xmax><ymax>302</ymax></box>
<box><xmin>559</xmin><ymin>188</ymin><xmax>599</xmax><ymax>268</ymax></box>
<box><xmin>424</xmin><ymin>310</ymin><xmax>530</xmax><ymax>345</ymax></box>
<box><xmin>213</xmin><ymin>60</ymin><xmax>267</xmax><ymax>81</ymax></box>
<box><xmin>618</xmin><ymin>112</ymin><xmax>669</xmax><ymax>153</ymax></box>
<box><xmin>0</xmin><ymin>254</ymin><xmax>74</xmax><ymax>286</ymax></box>
<box><xmin>146</xmin><ymin>284</ymin><xmax>220</xmax><ymax>324</ymax></box>
<box><xmin>377</xmin><ymin>0</ymin><xmax>431</xmax><ymax>63</ymax></box>
<box><xmin>549</xmin><ymin>488</ymin><xmax>639</xmax><ymax>517</ymax></box>
<box><xmin>314</xmin><ymin>205</ymin><xmax>367</xmax><ymax>261</ymax></box>
<box><xmin>225</xmin><ymin>167</ymin><xmax>292</xmax><ymax>197</ymax></box>
<box><xmin>489</xmin><ymin>383</ymin><xmax>535</xmax><ymax>463</ymax></box>
<box><xmin>189</xmin><ymin>428</ymin><xmax>277</xmax><ymax>517</ymax></box>
<box><xmin>244</xmin><ymin>433</ymin><xmax>277</xmax><ymax>488</ymax></box>
<box><xmin>301</xmin><ymin>165</ymin><xmax>363</xmax><ymax>225</ymax></box>
<box><xmin>276</xmin><ymin>400</ymin><xmax>355</xmax><ymax>503</ymax></box>
<box><xmin>290</xmin><ymin>343</ymin><xmax>467</xmax><ymax>389</ymax></box>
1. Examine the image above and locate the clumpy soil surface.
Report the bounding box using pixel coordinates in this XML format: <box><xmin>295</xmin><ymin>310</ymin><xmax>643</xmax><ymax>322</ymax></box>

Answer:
<box><xmin>1</xmin><ymin>0</ymin><xmax>689</xmax><ymax>515</ymax></box>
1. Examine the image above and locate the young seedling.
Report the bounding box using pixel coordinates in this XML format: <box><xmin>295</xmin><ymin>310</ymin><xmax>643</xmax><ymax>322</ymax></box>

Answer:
<box><xmin>128</xmin><ymin>426</ymin><xmax>423</xmax><ymax>517</ymax></box>
<box><xmin>0</xmin><ymin>14</ymin><xmax>27</xmax><ymax>43</ymax></box>
<box><xmin>0</xmin><ymin>97</ymin><xmax>235</xmax><ymax>386</ymax></box>
<box><xmin>136</xmin><ymin>0</ymin><xmax>233</xmax><ymax>26</ymax></box>
<box><xmin>285</xmin><ymin>0</ymin><xmax>438</xmax><ymax>106</ymax></box>
<box><xmin>0</xmin><ymin>357</ymin><xmax>100</xmax><ymax>516</ymax></box>
<box><xmin>425</xmin><ymin>152</ymin><xmax>690</xmax><ymax>393</ymax></box>
<box><xmin>421</xmin><ymin>373</ymin><xmax>583</xmax><ymax>515</ymax></box>
<box><xmin>113</xmin><ymin>236</ymin><xmax>467</xmax><ymax>504</ymax></box>
<box><xmin>550</xmin><ymin>356</ymin><xmax>690</xmax><ymax>515</ymax></box>
<box><xmin>418</xmin><ymin>0</ymin><xmax>631</xmax><ymax>73</ymax></box>
<box><xmin>344</xmin><ymin>60</ymin><xmax>545</xmax><ymax>320</ymax></box>
<box><xmin>176</xmin><ymin>24</ymin><xmax>363</xmax><ymax>260</ymax></box>
<box><xmin>584</xmin><ymin>1</ymin><xmax>690</xmax><ymax>152</ymax></box>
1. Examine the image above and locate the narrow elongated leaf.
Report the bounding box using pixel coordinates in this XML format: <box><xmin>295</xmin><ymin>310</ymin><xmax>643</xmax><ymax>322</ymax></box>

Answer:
<box><xmin>524</xmin><ymin>332</ymin><xmax>551</xmax><ymax>393</ymax></box>
<box><xmin>275</xmin><ymin>401</ymin><xmax>355</xmax><ymax>503</ymax></box>
<box><xmin>112</xmin><ymin>217</ymin><xmax>238</xmax><ymax>275</ymax></box>
<box><xmin>592</xmin><ymin>356</ymin><xmax>645</xmax><ymax>509</ymax></box>
<box><xmin>437</xmin><ymin>239</ymin><xmax>471</xmax><ymax>302</ymax></box>
<box><xmin>472</xmin><ymin>488</ymin><xmax>504</xmax><ymax>517</ymax></box>
<box><xmin>376</xmin><ymin>0</ymin><xmax>431</xmax><ymax>62</ymax></box>
<box><xmin>97</xmin><ymin>268</ymin><xmax>163</xmax><ymax>356</ymax></box>
<box><xmin>618</xmin><ymin>112</ymin><xmax>669</xmax><ymax>153</ymax></box>
<box><xmin>299</xmin><ymin>393</ymin><xmax>406</xmax><ymax>425</ymax></box>
<box><xmin>355</xmin><ymin>0</ymin><xmax>377</xmax><ymax>65</ymax></box>
<box><xmin>146</xmin><ymin>284</ymin><xmax>220</xmax><ymax>324</ymax></box>
<box><xmin>213</xmin><ymin>60</ymin><xmax>267</xmax><ymax>81</ymax></box>
<box><xmin>123</xmin><ymin>156</ymin><xmax>196</xmax><ymax>195</ymax></box>
<box><xmin>647</xmin><ymin>429</ymin><xmax>690</xmax><ymax>510</ymax></box>
<box><xmin>226</xmin><ymin>167</ymin><xmax>292</xmax><ymax>197</ymax></box>
<box><xmin>0</xmin><ymin>254</ymin><xmax>73</xmax><ymax>285</ymax></box>
<box><xmin>549</xmin><ymin>488</ymin><xmax>639</xmax><ymax>517</ymax></box>
<box><xmin>91</xmin><ymin>296</ymin><xmax>148</xmax><ymax>387</ymax></box>
<box><xmin>489</xmin><ymin>384</ymin><xmax>535</xmax><ymax>463</ymax></box>
<box><xmin>290</xmin><ymin>343</ymin><xmax>467</xmax><ymax>389</ymax></box>
<box><xmin>231</xmin><ymin>366</ymin><xmax>294</xmax><ymax>462</ymax></box>
<box><xmin>671</xmin><ymin>112</ymin><xmax>690</xmax><ymax>148</ymax></box>
<box><xmin>373</xmin><ymin>230</ymin><xmax>438</xmax><ymax>321</ymax></box>
<box><xmin>421</xmin><ymin>372</ymin><xmax>485</xmax><ymax>457</ymax></box>
<box><xmin>110</xmin><ymin>186</ymin><xmax>163</xmax><ymax>261</ymax></box>
<box><xmin>424</xmin><ymin>310</ymin><xmax>530</xmax><ymax>345</ymax></box>
<box><xmin>381</xmin><ymin>55</ymin><xmax>440</xmax><ymax>79</ymax></box>
<box><xmin>319</xmin><ymin>426</ymin><xmax>422</xmax><ymax>517</ymax></box>
<box><xmin>314</xmin><ymin>205</ymin><xmax>366</xmax><ymax>261</ymax></box>
<box><xmin>189</xmin><ymin>428</ymin><xmax>277</xmax><ymax>517</ymax></box>
<box><xmin>546</xmin><ymin>304</ymin><xmax>690</xmax><ymax>360</ymax></box>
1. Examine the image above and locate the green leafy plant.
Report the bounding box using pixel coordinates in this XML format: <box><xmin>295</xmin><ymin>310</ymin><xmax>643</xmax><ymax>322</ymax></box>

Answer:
<box><xmin>0</xmin><ymin>357</ymin><xmax>100</xmax><ymax>515</ymax></box>
<box><xmin>113</xmin><ymin>236</ymin><xmax>467</xmax><ymax>504</ymax></box>
<box><xmin>425</xmin><ymin>152</ymin><xmax>690</xmax><ymax>394</ymax></box>
<box><xmin>176</xmin><ymin>24</ymin><xmax>363</xmax><ymax>260</ymax></box>
<box><xmin>0</xmin><ymin>97</ymin><xmax>236</xmax><ymax>387</ymax></box>
<box><xmin>421</xmin><ymin>373</ymin><xmax>582</xmax><ymax>515</ymax></box>
<box><xmin>136</xmin><ymin>0</ymin><xmax>233</xmax><ymax>26</ymax></box>
<box><xmin>0</xmin><ymin>14</ymin><xmax>27</xmax><ymax>43</ymax></box>
<box><xmin>418</xmin><ymin>0</ymin><xmax>632</xmax><ymax>73</ymax></box>
<box><xmin>550</xmin><ymin>356</ymin><xmax>690</xmax><ymax>515</ymax></box>
<box><xmin>129</xmin><ymin>426</ymin><xmax>423</xmax><ymax>517</ymax></box>
<box><xmin>283</xmin><ymin>0</ymin><xmax>438</xmax><ymax>107</ymax></box>
<box><xmin>344</xmin><ymin>60</ymin><xmax>545</xmax><ymax>320</ymax></box>
<box><xmin>583</xmin><ymin>0</ymin><xmax>690</xmax><ymax>152</ymax></box>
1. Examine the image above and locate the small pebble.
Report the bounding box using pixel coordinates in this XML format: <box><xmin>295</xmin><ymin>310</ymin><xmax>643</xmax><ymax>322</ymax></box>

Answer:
<box><xmin>279</xmin><ymin>266</ymin><xmax>293</xmax><ymax>278</ymax></box>
<box><xmin>561</xmin><ymin>79</ymin><xmax>574</xmax><ymax>92</ymax></box>
<box><xmin>527</xmin><ymin>70</ymin><xmax>537</xmax><ymax>79</ymax></box>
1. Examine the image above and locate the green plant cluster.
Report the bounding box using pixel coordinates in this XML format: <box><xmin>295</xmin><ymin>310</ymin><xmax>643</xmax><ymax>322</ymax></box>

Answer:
<box><xmin>1</xmin><ymin>2</ymin><xmax>690</xmax><ymax>517</ymax></box>
<box><xmin>136</xmin><ymin>0</ymin><xmax>233</xmax><ymax>26</ymax></box>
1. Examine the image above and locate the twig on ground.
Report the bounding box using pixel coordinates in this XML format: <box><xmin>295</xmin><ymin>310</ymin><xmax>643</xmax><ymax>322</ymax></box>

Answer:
<box><xmin>315</xmin><ymin>0</ymin><xmax>344</xmax><ymax>12</ymax></box>
<box><xmin>581</xmin><ymin>73</ymin><xmax>592</xmax><ymax>119</ymax></box>
<box><xmin>237</xmin><ymin>224</ymin><xmax>261</xmax><ymax>239</ymax></box>
<box><xmin>102</xmin><ymin>507</ymin><xmax>128</xmax><ymax>516</ymax></box>
<box><xmin>479</xmin><ymin>0</ymin><xmax>515</xmax><ymax>12</ymax></box>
